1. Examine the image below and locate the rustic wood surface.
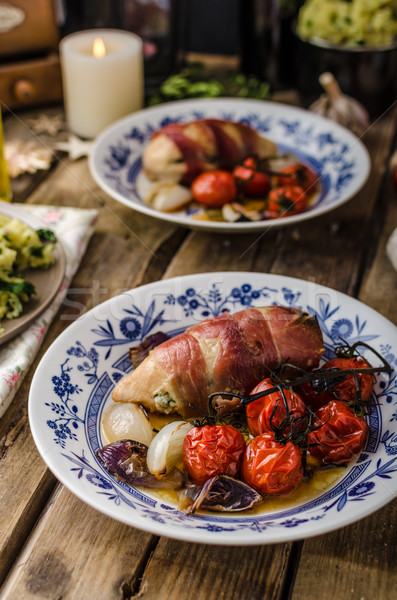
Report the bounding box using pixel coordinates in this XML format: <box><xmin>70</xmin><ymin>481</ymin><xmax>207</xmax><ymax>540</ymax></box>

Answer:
<box><xmin>0</xmin><ymin>91</ymin><xmax>396</xmax><ymax>600</ymax></box>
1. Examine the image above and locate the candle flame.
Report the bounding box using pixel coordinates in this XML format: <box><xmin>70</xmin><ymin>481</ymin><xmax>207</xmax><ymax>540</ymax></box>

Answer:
<box><xmin>93</xmin><ymin>37</ymin><xmax>106</xmax><ymax>58</ymax></box>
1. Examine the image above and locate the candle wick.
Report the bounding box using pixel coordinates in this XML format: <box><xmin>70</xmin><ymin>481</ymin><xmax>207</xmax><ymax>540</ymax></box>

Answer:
<box><xmin>93</xmin><ymin>38</ymin><xmax>106</xmax><ymax>58</ymax></box>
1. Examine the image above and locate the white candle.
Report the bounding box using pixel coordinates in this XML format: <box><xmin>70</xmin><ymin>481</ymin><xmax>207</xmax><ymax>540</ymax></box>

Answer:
<box><xmin>60</xmin><ymin>29</ymin><xmax>144</xmax><ymax>139</ymax></box>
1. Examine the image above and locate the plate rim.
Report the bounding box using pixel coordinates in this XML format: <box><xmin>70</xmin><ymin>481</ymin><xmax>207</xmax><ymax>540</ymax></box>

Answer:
<box><xmin>89</xmin><ymin>97</ymin><xmax>371</xmax><ymax>233</ymax></box>
<box><xmin>28</xmin><ymin>271</ymin><xmax>397</xmax><ymax>545</ymax></box>
<box><xmin>0</xmin><ymin>203</ymin><xmax>66</xmax><ymax>345</ymax></box>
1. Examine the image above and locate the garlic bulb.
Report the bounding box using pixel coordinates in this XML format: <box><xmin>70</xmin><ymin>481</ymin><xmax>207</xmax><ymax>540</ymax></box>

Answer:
<box><xmin>310</xmin><ymin>72</ymin><xmax>370</xmax><ymax>137</ymax></box>
<box><xmin>147</xmin><ymin>421</ymin><xmax>193</xmax><ymax>478</ymax></box>
<box><xmin>101</xmin><ymin>402</ymin><xmax>154</xmax><ymax>446</ymax></box>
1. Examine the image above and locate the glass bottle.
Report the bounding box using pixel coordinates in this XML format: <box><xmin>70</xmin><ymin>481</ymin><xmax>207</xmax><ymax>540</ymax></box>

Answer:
<box><xmin>0</xmin><ymin>110</ymin><xmax>12</xmax><ymax>203</ymax></box>
<box><xmin>240</xmin><ymin>0</ymin><xmax>301</xmax><ymax>89</ymax></box>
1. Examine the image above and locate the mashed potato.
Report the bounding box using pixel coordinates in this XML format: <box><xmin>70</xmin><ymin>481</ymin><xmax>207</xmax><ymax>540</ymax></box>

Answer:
<box><xmin>297</xmin><ymin>0</ymin><xmax>397</xmax><ymax>46</ymax></box>
<box><xmin>0</xmin><ymin>215</ymin><xmax>55</xmax><ymax>333</ymax></box>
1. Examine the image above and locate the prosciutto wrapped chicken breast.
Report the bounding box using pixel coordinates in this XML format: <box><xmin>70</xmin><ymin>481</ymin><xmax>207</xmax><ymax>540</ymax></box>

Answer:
<box><xmin>113</xmin><ymin>306</ymin><xmax>324</xmax><ymax>418</ymax></box>
<box><xmin>142</xmin><ymin>119</ymin><xmax>278</xmax><ymax>185</ymax></box>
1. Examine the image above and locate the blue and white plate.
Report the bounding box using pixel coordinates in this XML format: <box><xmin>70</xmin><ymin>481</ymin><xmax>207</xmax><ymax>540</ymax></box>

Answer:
<box><xmin>89</xmin><ymin>98</ymin><xmax>370</xmax><ymax>232</ymax></box>
<box><xmin>28</xmin><ymin>273</ymin><xmax>397</xmax><ymax>545</ymax></box>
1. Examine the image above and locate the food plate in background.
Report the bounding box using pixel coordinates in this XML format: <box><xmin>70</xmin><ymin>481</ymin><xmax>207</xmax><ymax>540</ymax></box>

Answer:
<box><xmin>28</xmin><ymin>272</ymin><xmax>397</xmax><ymax>545</ymax></box>
<box><xmin>0</xmin><ymin>203</ymin><xmax>66</xmax><ymax>345</ymax></box>
<box><xmin>89</xmin><ymin>98</ymin><xmax>370</xmax><ymax>233</ymax></box>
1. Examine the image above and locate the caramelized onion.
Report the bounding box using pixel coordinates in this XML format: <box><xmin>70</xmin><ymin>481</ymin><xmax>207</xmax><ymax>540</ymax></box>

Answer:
<box><xmin>96</xmin><ymin>440</ymin><xmax>183</xmax><ymax>489</ymax></box>
<box><xmin>179</xmin><ymin>475</ymin><xmax>262</xmax><ymax>514</ymax></box>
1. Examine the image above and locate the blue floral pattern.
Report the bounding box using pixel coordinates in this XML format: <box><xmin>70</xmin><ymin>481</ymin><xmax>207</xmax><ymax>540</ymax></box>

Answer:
<box><xmin>91</xmin><ymin>300</ymin><xmax>172</xmax><ymax>359</ymax></box>
<box><xmin>45</xmin><ymin>359</ymin><xmax>84</xmax><ymax>448</ymax></box>
<box><xmin>32</xmin><ymin>273</ymin><xmax>397</xmax><ymax>543</ymax></box>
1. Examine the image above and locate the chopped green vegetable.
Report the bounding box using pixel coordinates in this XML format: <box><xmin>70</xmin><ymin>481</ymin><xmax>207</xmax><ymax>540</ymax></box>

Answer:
<box><xmin>0</xmin><ymin>214</ymin><xmax>55</xmax><ymax>330</ymax></box>
<box><xmin>30</xmin><ymin>246</ymin><xmax>45</xmax><ymax>258</ymax></box>
<box><xmin>0</xmin><ymin>280</ymin><xmax>35</xmax><ymax>297</ymax></box>
<box><xmin>36</xmin><ymin>228</ymin><xmax>57</xmax><ymax>243</ymax></box>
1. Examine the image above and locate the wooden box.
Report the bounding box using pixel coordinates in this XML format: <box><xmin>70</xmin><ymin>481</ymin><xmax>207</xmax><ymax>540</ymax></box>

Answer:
<box><xmin>0</xmin><ymin>0</ymin><xmax>62</xmax><ymax>109</ymax></box>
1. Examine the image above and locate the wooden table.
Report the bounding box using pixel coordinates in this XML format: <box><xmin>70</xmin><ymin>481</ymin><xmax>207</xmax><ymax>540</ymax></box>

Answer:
<box><xmin>0</xmin><ymin>93</ymin><xmax>396</xmax><ymax>600</ymax></box>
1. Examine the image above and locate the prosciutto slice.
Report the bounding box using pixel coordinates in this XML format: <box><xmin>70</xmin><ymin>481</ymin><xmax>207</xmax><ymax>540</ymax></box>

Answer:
<box><xmin>113</xmin><ymin>306</ymin><xmax>324</xmax><ymax>418</ymax></box>
<box><xmin>142</xmin><ymin>119</ymin><xmax>278</xmax><ymax>184</ymax></box>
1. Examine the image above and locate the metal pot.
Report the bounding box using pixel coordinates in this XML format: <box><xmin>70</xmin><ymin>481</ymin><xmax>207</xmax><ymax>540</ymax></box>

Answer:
<box><xmin>294</xmin><ymin>33</ymin><xmax>397</xmax><ymax>117</ymax></box>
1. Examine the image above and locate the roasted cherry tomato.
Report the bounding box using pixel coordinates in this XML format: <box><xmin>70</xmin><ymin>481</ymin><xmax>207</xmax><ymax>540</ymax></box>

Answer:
<box><xmin>307</xmin><ymin>399</ymin><xmax>369</xmax><ymax>465</ymax></box>
<box><xmin>298</xmin><ymin>357</ymin><xmax>374</xmax><ymax>411</ymax></box>
<box><xmin>276</xmin><ymin>162</ymin><xmax>318</xmax><ymax>194</ymax></box>
<box><xmin>182</xmin><ymin>424</ymin><xmax>246</xmax><ymax>485</ymax></box>
<box><xmin>267</xmin><ymin>185</ymin><xmax>307</xmax><ymax>217</ymax></box>
<box><xmin>191</xmin><ymin>170</ymin><xmax>237</xmax><ymax>207</ymax></box>
<box><xmin>241</xmin><ymin>432</ymin><xmax>303</xmax><ymax>495</ymax></box>
<box><xmin>246</xmin><ymin>378</ymin><xmax>307</xmax><ymax>437</ymax></box>
<box><xmin>233</xmin><ymin>161</ymin><xmax>270</xmax><ymax>197</ymax></box>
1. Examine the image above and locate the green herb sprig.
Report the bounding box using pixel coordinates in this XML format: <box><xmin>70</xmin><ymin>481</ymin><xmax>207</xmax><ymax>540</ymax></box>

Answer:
<box><xmin>147</xmin><ymin>63</ymin><xmax>270</xmax><ymax>106</ymax></box>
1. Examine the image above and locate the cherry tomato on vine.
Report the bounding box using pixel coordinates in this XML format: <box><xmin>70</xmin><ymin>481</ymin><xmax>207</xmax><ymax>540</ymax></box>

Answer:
<box><xmin>276</xmin><ymin>163</ymin><xmax>318</xmax><ymax>194</ymax></box>
<box><xmin>246</xmin><ymin>378</ymin><xmax>307</xmax><ymax>437</ymax></box>
<box><xmin>233</xmin><ymin>160</ymin><xmax>270</xmax><ymax>197</ymax></box>
<box><xmin>267</xmin><ymin>185</ymin><xmax>307</xmax><ymax>217</ymax></box>
<box><xmin>182</xmin><ymin>424</ymin><xmax>246</xmax><ymax>485</ymax></box>
<box><xmin>191</xmin><ymin>170</ymin><xmax>237</xmax><ymax>207</ymax></box>
<box><xmin>298</xmin><ymin>357</ymin><xmax>374</xmax><ymax>411</ymax></box>
<box><xmin>307</xmin><ymin>399</ymin><xmax>369</xmax><ymax>465</ymax></box>
<box><xmin>241</xmin><ymin>432</ymin><xmax>303</xmax><ymax>495</ymax></box>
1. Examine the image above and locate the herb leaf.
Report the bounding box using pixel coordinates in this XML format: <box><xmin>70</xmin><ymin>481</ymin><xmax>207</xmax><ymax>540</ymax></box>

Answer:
<box><xmin>148</xmin><ymin>63</ymin><xmax>270</xmax><ymax>106</ymax></box>
<box><xmin>36</xmin><ymin>229</ymin><xmax>57</xmax><ymax>243</ymax></box>
<box><xmin>0</xmin><ymin>280</ymin><xmax>36</xmax><ymax>296</ymax></box>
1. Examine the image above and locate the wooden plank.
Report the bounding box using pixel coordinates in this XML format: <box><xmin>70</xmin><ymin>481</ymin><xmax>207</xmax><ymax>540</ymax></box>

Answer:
<box><xmin>290</xmin><ymin>500</ymin><xmax>397</xmax><ymax>600</ymax></box>
<box><xmin>136</xmin><ymin>537</ymin><xmax>293</xmax><ymax>600</ymax></box>
<box><xmin>0</xmin><ymin>407</ymin><xmax>56</xmax><ymax>585</ymax></box>
<box><xmin>164</xmin><ymin>228</ymin><xmax>283</xmax><ymax>279</ymax></box>
<box><xmin>1</xmin><ymin>487</ymin><xmax>155</xmax><ymax>599</ymax></box>
<box><xmin>262</xmin><ymin>108</ymin><xmax>397</xmax><ymax>294</ymax></box>
<box><xmin>358</xmin><ymin>156</ymin><xmax>397</xmax><ymax>323</ymax></box>
<box><xmin>0</xmin><ymin>143</ymin><xmax>188</xmax><ymax>587</ymax></box>
<box><xmin>290</xmin><ymin>121</ymin><xmax>397</xmax><ymax>600</ymax></box>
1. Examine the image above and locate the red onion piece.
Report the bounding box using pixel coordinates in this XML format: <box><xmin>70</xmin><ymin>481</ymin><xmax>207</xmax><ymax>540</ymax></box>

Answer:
<box><xmin>179</xmin><ymin>475</ymin><xmax>262</xmax><ymax>513</ymax></box>
<box><xmin>129</xmin><ymin>331</ymin><xmax>170</xmax><ymax>369</ymax></box>
<box><xmin>96</xmin><ymin>439</ymin><xmax>183</xmax><ymax>489</ymax></box>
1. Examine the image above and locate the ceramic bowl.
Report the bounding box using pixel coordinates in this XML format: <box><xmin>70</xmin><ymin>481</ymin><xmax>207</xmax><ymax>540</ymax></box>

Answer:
<box><xmin>294</xmin><ymin>34</ymin><xmax>397</xmax><ymax>117</ymax></box>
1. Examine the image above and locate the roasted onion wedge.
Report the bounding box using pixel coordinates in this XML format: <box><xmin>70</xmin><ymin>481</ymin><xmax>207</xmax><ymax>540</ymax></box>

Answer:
<box><xmin>96</xmin><ymin>439</ymin><xmax>184</xmax><ymax>489</ymax></box>
<box><xmin>179</xmin><ymin>475</ymin><xmax>262</xmax><ymax>514</ymax></box>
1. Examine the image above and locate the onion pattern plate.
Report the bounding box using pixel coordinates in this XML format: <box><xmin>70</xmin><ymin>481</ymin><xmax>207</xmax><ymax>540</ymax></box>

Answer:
<box><xmin>89</xmin><ymin>98</ymin><xmax>370</xmax><ymax>233</ymax></box>
<box><xmin>29</xmin><ymin>272</ymin><xmax>397</xmax><ymax>545</ymax></box>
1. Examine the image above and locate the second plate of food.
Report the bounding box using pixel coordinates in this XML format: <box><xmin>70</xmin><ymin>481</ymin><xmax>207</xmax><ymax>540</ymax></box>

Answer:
<box><xmin>89</xmin><ymin>98</ymin><xmax>370</xmax><ymax>232</ymax></box>
<box><xmin>0</xmin><ymin>203</ymin><xmax>66</xmax><ymax>345</ymax></box>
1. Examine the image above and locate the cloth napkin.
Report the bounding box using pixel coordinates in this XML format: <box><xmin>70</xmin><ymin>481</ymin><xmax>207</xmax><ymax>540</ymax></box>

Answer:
<box><xmin>0</xmin><ymin>205</ymin><xmax>98</xmax><ymax>419</ymax></box>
